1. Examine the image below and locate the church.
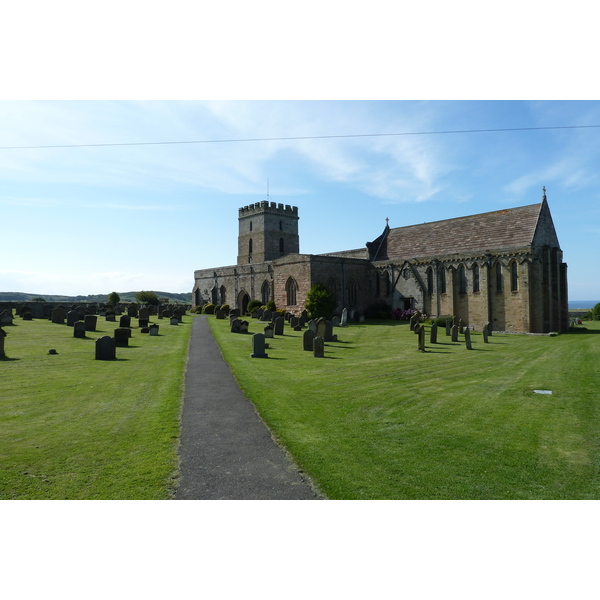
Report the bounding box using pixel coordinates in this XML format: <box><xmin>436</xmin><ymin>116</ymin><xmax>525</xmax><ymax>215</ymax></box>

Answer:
<box><xmin>192</xmin><ymin>188</ymin><xmax>568</xmax><ymax>333</ymax></box>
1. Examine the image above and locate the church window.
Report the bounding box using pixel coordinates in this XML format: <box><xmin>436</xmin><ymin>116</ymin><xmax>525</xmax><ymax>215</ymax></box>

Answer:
<box><xmin>220</xmin><ymin>286</ymin><xmax>227</xmax><ymax>305</ymax></box>
<box><xmin>327</xmin><ymin>277</ymin><xmax>338</xmax><ymax>303</ymax></box>
<box><xmin>458</xmin><ymin>265</ymin><xmax>467</xmax><ymax>294</ymax></box>
<box><xmin>496</xmin><ymin>262</ymin><xmax>503</xmax><ymax>293</ymax></box>
<box><xmin>249</xmin><ymin>221</ymin><xmax>253</xmax><ymax>232</ymax></box>
<box><xmin>248</xmin><ymin>239</ymin><xmax>253</xmax><ymax>254</ymax></box>
<box><xmin>472</xmin><ymin>264</ymin><xmax>480</xmax><ymax>292</ymax></box>
<box><xmin>440</xmin><ymin>268</ymin><xmax>447</xmax><ymax>294</ymax></box>
<box><xmin>261</xmin><ymin>280</ymin><xmax>270</xmax><ymax>305</ymax></box>
<box><xmin>348</xmin><ymin>278</ymin><xmax>359</xmax><ymax>307</ymax></box>
<box><xmin>286</xmin><ymin>277</ymin><xmax>297</xmax><ymax>306</ymax></box>
<box><xmin>376</xmin><ymin>272</ymin><xmax>381</xmax><ymax>296</ymax></box>
<box><xmin>280</xmin><ymin>220</ymin><xmax>283</xmax><ymax>231</ymax></box>
<box><xmin>427</xmin><ymin>268</ymin><xmax>433</xmax><ymax>295</ymax></box>
<box><xmin>279</xmin><ymin>237</ymin><xmax>284</xmax><ymax>253</ymax></box>
<box><xmin>511</xmin><ymin>261</ymin><xmax>519</xmax><ymax>291</ymax></box>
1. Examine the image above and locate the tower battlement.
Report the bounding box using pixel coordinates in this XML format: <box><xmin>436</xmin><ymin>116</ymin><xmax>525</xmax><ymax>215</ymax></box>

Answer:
<box><xmin>239</xmin><ymin>202</ymin><xmax>298</xmax><ymax>217</ymax></box>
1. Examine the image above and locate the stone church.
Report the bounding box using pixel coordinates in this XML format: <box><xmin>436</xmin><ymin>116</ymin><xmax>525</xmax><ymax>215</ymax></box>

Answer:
<box><xmin>193</xmin><ymin>188</ymin><xmax>568</xmax><ymax>333</ymax></box>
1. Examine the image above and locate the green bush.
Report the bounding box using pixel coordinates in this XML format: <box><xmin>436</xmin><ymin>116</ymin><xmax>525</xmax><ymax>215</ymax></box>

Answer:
<box><xmin>203</xmin><ymin>303</ymin><xmax>215</xmax><ymax>315</ymax></box>
<box><xmin>592</xmin><ymin>303</ymin><xmax>600</xmax><ymax>321</ymax></box>
<box><xmin>305</xmin><ymin>283</ymin><xmax>336</xmax><ymax>320</ymax></box>
<box><xmin>220</xmin><ymin>304</ymin><xmax>230</xmax><ymax>315</ymax></box>
<box><xmin>266</xmin><ymin>300</ymin><xmax>276</xmax><ymax>311</ymax></box>
<box><xmin>247</xmin><ymin>300</ymin><xmax>263</xmax><ymax>313</ymax></box>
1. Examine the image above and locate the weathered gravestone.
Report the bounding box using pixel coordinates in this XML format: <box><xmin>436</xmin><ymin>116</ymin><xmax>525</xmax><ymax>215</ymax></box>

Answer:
<box><xmin>464</xmin><ymin>327</ymin><xmax>473</xmax><ymax>349</ymax></box>
<box><xmin>127</xmin><ymin>305</ymin><xmax>138</xmax><ymax>318</ymax></box>
<box><xmin>331</xmin><ymin>316</ymin><xmax>340</xmax><ymax>328</ymax></box>
<box><xmin>230</xmin><ymin>318</ymin><xmax>242</xmax><ymax>333</ymax></box>
<box><xmin>239</xmin><ymin>320</ymin><xmax>249</xmax><ymax>334</ymax></box>
<box><xmin>451</xmin><ymin>325</ymin><xmax>459</xmax><ymax>342</ymax></box>
<box><xmin>66</xmin><ymin>310</ymin><xmax>78</xmax><ymax>326</ymax></box>
<box><xmin>138</xmin><ymin>318</ymin><xmax>149</xmax><ymax>328</ymax></box>
<box><xmin>324</xmin><ymin>321</ymin><xmax>337</xmax><ymax>342</ymax></box>
<box><xmin>313</xmin><ymin>336</ymin><xmax>325</xmax><ymax>358</ymax></box>
<box><xmin>95</xmin><ymin>336</ymin><xmax>116</xmax><ymax>360</ymax></box>
<box><xmin>119</xmin><ymin>315</ymin><xmax>131</xmax><ymax>328</ymax></box>
<box><xmin>84</xmin><ymin>315</ymin><xmax>97</xmax><ymax>332</ymax></box>
<box><xmin>303</xmin><ymin>329</ymin><xmax>315</xmax><ymax>351</ymax></box>
<box><xmin>0</xmin><ymin>310</ymin><xmax>13</xmax><ymax>326</ymax></box>
<box><xmin>316</xmin><ymin>318</ymin><xmax>327</xmax><ymax>340</ymax></box>
<box><xmin>290</xmin><ymin>316</ymin><xmax>299</xmax><ymax>329</ymax></box>
<box><xmin>446</xmin><ymin>319</ymin><xmax>452</xmax><ymax>336</ymax></box>
<box><xmin>0</xmin><ymin>328</ymin><xmax>6</xmax><ymax>358</ymax></box>
<box><xmin>308</xmin><ymin>320</ymin><xmax>317</xmax><ymax>333</ymax></box>
<box><xmin>149</xmin><ymin>324</ymin><xmax>159</xmax><ymax>336</ymax></box>
<box><xmin>264</xmin><ymin>323</ymin><xmax>274</xmax><ymax>338</ymax></box>
<box><xmin>340</xmin><ymin>308</ymin><xmax>348</xmax><ymax>327</ymax></box>
<box><xmin>51</xmin><ymin>307</ymin><xmax>66</xmax><ymax>324</ymax></box>
<box><xmin>251</xmin><ymin>310</ymin><xmax>259</xmax><ymax>320</ymax></box>
<box><xmin>274</xmin><ymin>317</ymin><xmax>284</xmax><ymax>336</ymax></box>
<box><xmin>73</xmin><ymin>321</ymin><xmax>86</xmax><ymax>338</ymax></box>
<box><xmin>114</xmin><ymin>328</ymin><xmax>130</xmax><ymax>347</ymax></box>
<box><xmin>417</xmin><ymin>324</ymin><xmax>426</xmax><ymax>352</ymax></box>
<box><xmin>215</xmin><ymin>309</ymin><xmax>225</xmax><ymax>319</ymax></box>
<box><xmin>262</xmin><ymin>309</ymin><xmax>272</xmax><ymax>322</ymax></box>
<box><xmin>483</xmin><ymin>326</ymin><xmax>489</xmax><ymax>343</ymax></box>
<box><xmin>250</xmin><ymin>333</ymin><xmax>268</xmax><ymax>358</ymax></box>
<box><xmin>430</xmin><ymin>322</ymin><xmax>438</xmax><ymax>344</ymax></box>
<box><xmin>170</xmin><ymin>317</ymin><xmax>179</xmax><ymax>326</ymax></box>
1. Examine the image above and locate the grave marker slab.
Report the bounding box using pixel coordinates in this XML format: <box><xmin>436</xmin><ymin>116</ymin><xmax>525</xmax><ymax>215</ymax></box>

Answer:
<box><xmin>313</xmin><ymin>336</ymin><xmax>325</xmax><ymax>358</ymax></box>
<box><xmin>114</xmin><ymin>328</ymin><xmax>130</xmax><ymax>347</ymax></box>
<box><xmin>274</xmin><ymin>317</ymin><xmax>284</xmax><ymax>336</ymax></box>
<box><xmin>303</xmin><ymin>329</ymin><xmax>315</xmax><ymax>351</ymax></box>
<box><xmin>250</xmin><ymin>333</ymin><xmax>269</xmax><ymax>358</ymax></box>
<box><xmin>73</xmin><ymin>321</ymin><xmax>86</xmax><ymax>338</ymax></box>
<box><xmin>84</xmin><ymin>314</ymin><xmax>97</xmax><ymax>331</ymax></box>
<box><xmin>95</xmin><ymin>336</ymin><xmax>116</xmax><ymax>360</ymax></box>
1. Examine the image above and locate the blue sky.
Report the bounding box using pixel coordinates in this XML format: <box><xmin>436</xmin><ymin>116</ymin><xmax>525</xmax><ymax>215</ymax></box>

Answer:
<box><xmin>2</xmin><ymin>100</ymin><xmax>599</xmax><ymax>300</ymax></box>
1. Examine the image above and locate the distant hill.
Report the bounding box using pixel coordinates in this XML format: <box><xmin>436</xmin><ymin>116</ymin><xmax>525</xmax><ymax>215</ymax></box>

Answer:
<box><xmin>0</xmin><ymin>291</ymin><xmax>192</xmax><ymax>304</ymax></box>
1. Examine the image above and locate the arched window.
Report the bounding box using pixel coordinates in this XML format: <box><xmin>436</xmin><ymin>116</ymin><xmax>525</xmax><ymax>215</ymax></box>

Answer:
<box><xmin>249</xmin><ymin>221</ymin><xmax>253</xmax><ymax>232</ymax></box>
<box><xmin>327</xmin><ymin>277</ymin><xmax>338</xmax><ymax>303</ymax></box>
<box><xmin>458</xmin><ymin>265</ymin><xmax>467</xmax><ymax>294</ymax></box>
<box><xmin>348</xmin><ymin>278</ymin><xmax>359</xmax><ymax>307</ymax></box>
<box><xmin>511</xmin><ymin>261</ymin><xmax>519</xmax><ymax>291</ymax></box>
<box><xmin>220</xmin><ymin>286</ymin><xmax>227</xmax><ymax>305</ymax></box>
<box><xmin>376</xmin><ymin>272</ymin><xmax>381</xmax><ymax>296</ymax></box>
<box><xmin>440</xmin><ymin>267</ymin><xmax>447</xmax><ymax>294</ymax></box>
<box><xmin>473</xmin><ymin>264</ymin><xmax>480</xmax><ymax>293</ymax></box>
<box><xmin>248</xmin><ymin>239</ymin><xmax>253</xmax><ymax>254</ymax></box>
<box><xmin>427</xmin><ymin>267</ymin><xmax>434</xmax><ymax>295</ymax></box>
<box><xmin>279</xmin><ymin>237</ymin><xmax>284</xmax><ymax>253</ymax></box>
<box><xmin>496</xmin><ymin>262</ymin><xmax>503</xmax><ymax>293</ymax></box>
<box><xmin>286</xmin><ymin>277</ymin><xmax>297</xmax><ymax>306</ymax></box>
<box><xmin>261</xmin><ymin>280</ymin><xmax>270</xmax><ymax>305</ymax></box>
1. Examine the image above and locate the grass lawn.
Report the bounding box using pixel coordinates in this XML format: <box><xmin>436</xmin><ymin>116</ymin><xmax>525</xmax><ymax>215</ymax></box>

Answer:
<box><xmin>208</xmin><ymin>316</ymin><xmax>600</xmax><ymax>499</ymax></box>
<box><xmin>1</xmin><ymin>314</ymin><xmax>191</xmax><ymax>499</ymax></box>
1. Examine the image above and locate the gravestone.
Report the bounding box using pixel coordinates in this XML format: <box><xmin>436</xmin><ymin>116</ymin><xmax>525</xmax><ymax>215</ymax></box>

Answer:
<box><xmin>22</xmin><ymin>311</ymin><xmax>33</xmax><ymax>321</ymax></box>
<box><xmin>453</xmin><ymin>316</ymin><xmax>459</xmax><ymax>327</ymax></box>
<box><xmin>299</xmin><ymin>313</ymin><xmax>307</xmax><ymax>328</ymax></box>
<box><xmin>340</xmin><ymin>308</ymin><xmax>348</xmax><ymax>327</ymax></box>
<box><xmin>262</xmin><ymin>309</ymin><xmax>272</xmax><ymax>322</ymax></box>
<box><xmin>105</xmin><ymin>313</ymin><xmax>116</xmax><ymax>322</ymax></box>
<box><xmin>257</xmin><ymin>308</ymin><xmax>264</xmax><ymax>320</ymax></box>
<box><xmin>127</xmin><ymin>305</ymin><xmax>138</xmax><ymax>318</ymax></box>
<box><xmin>239</xmin><ymin>320</ymin><xmax>249</xmax><ymax>334</ymax></box>
<box><xmin>149</xmin><ymin>324</ymin><xmax>159</xmax><ymax>336</ymax></box>
<box><xmin>409</xmin><ymin>313</ymin><xmax>419</xmax><ymax>331</ymax></box>
<box><xmin>430</xmin><ymin>322</ymin><xmax>438</xmax><ymax>344</ymax></box>
<box><xmin>313</xmin><ymin>336</ymin><xmax>325</xmax><ymax>358</ymax></box>
<box><xmin>230</xmin><ymin>318</ymin><xmax>242</xmax><ymax>333</ymax></box>
<box><xmin>0</xmin><ymin>310</ymin><xmax>13</xmax><ymax>326</ymax></box>
<box><xmin>138</xmin><ymin>318</ymin><xmax>149</xmax><ymax>328</ymax></box>
<box><xmin>95</xmin><ymin>336</ymin><xmax>116</xmax><ymax>360</ymax></box>
<box><xmin>417</xmin><ymin>324</ymin><xmax>426</xmax><ymax>352</ymax></box>
<box><xmin>264</xmin><ymin>324</ymin><xmax>274</xmax><ymax>338</ymax></box>
<box><xmin>84</xmin><ymin>314</ymin><xmax>97</xmax><ymax>331</ymax></box>
<box><xmin>483</xmin><ymin>326</ymin><xmax>489</xmax><ymax>343</ymax></box>
<box><xmin>140</xmin><ymin>327</ymin><xmax>150</xmax><ymax>334</ymax></box>
<box><xmin>458</xmin><ymin>319</ymin><xmax>464</xmax><ymax>334</ymax></box>
<box><xmin>51</xmin><ymin>307</ymin><xmax>66</xmax><ymax>324</ymax></box>
<box><xmin>250</xmin><ymin>333</ymin><xmax>268</xmax><ymax>358</ymax></box>
<box><xmin>73</xmin><ymin>321</ymin><xmax>86</xmax><ymax>338</ymax></box>
<box><xmin>464</xmin><ymin>327</ymin><xmax>473</xmax><ymax>350</ymax></box>
<box><xmin>170</xmin><ymin>317</ymin><xmax>179</xmax><ymax>326</ymax></box>
<box><xmin>114</xmin><ymin>328</ymin><xmax>130</xmax><ymax>347</ymax></box>
<box><xmin>251</xmin><ymin>310</ymin><xmax>259</xmax><ymax>319</ymax></box>
<box><xmin>303</xmin><ymin>329</ymin><xmax>315</xmax><ymax>351</ymax></box>
<box><xmin>445</xmin><ymin>319</ymin><xmax>452</xmax><ymax>336</ymax></box>
<box><xmin>215</xmin><ymin>309</ymin><xmax>225</xmax><ymax>319</ymax></box>
<box><xmin>324</xmin><ymin>321</ymin><xmax>337</xmax><ymax>342</ymax></box>
<box><xmin>66</xmin><ymin>310</ymin><xmax>79</xmax><ymax>326</ymax></box>
<box><xmin>316</xmin><ymin>318</ymin><xmax>326</xmax><ymax>340</ymax></box>
<box><xmin>332</xmin><ymin>316</ymin><xmax>340</xmax><ymax>328</ymax></box>
<box><xmin>485</xmin><ymin>321</ymin><xmax>492</xmax><ymax>337</ymax></box>
<box><xmin>139</xmin><ymin>307</ymin><xmax>149</xmax><ymax>321</ymax></box>
<box><xmin>451</xmin><ymin>325</ymin><xmax>459</xmax><ymax>342</ymax></box>
<box><xmin>274</xmin><ymin>317</ymin><xmax>284</xmax><ymax>336</ymax></box>
<box><xmin>230</xmin><ymin>309</ymin><xmax>239</xmax><ymax>318</ymax></box>
<box><xmin>290</xmin><ymin>316</ymin><xmax>299</xmax><ymax>328</ymax></box>
<box><xmin>119</xmin><ymin>315</ymin><xmax>131</xmax><ymax>328</ymax></box>
<box><xmin>308</xmin><ymin>320</ymin><xmax>317</xmax><ymax>333</ymax></box>
<box><xmin>0</xmin><ymin>328</ymin><xmax>6</xmax><ymax>358</ymax></box>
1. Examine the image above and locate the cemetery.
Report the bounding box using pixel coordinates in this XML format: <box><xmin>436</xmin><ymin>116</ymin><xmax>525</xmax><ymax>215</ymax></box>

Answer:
<box><xmin>2</xmin><ymin>299</ymin><xmax>600</xmax><ymax>500</ymax></box>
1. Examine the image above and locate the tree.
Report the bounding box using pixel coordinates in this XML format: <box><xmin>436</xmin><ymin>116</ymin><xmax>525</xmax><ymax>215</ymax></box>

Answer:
<box><xmin>108</xmin><ymin>291</ymin><xmax>120</xmax><ymax>305</ymax></box>
<box><xmin>592</xmin><ymin>302</ymin><xmax>600</xmax><ymax>321</ymax></box>
<box><xmin>304</xmin><ymin>283</ymin><xmax>336</xmax><ymax>320</ymax></box>
<box><xmin>135</xmin><ymin>290</ymin><xmax>160</xmax><ymax>306</ymax></box>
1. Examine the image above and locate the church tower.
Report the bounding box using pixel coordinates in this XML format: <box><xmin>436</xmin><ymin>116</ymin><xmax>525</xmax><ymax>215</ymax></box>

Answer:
<box><xmin>237</xmin><ymin>201</ymin><xmax>299</xmax><ymax>264</ymax></box>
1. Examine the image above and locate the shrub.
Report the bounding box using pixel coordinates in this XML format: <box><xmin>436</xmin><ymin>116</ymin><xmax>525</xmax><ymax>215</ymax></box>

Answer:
<box><xmin>593</xmin><ymin>302</ymin><xmax>600</xmax><ymax>321</ymax></box>
<box><xmin>203</xmin><ymin>303</ymin><xmax>215</xmax><ymax>315</ymax></box>
<box><xmin>305</xmin><ymin>283</ymin><xmax>336</xmax><ymax>320</ymax></box>
<box><xmin>220</xmin><ymin>304</ymin><xmax>230</xmax><ymax>315</ymax></box>
<box><xmin>190</xmin><ymin>306</ymin><xmax>203</xmax><ymax>314</ymax></box>
<box><xmin>247</xmin><ymin>300</ymin><xmax>263</xmax><ymax>313</ymax></box>
<box><xmin>266</xmin><ymin>300</ymin><xmax>276</xmax><ymax>311</ymax></box>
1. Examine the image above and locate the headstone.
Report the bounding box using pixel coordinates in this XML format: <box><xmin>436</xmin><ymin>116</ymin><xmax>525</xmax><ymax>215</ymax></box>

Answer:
<box><xmin>22</xmin><ymin>312</ymin><xmax>33</xmax><ymax>321</ymax></box>
<box><xmin>299</xmin><ymin>313</ymin><xmax>307</xmax><ymax>328</ymax></box>
<box><xmin>127</xmin><ymin>305</ymin><xmax>138</xmax><ymax>318</ymax></box>
<box><xmin>0</xmin><ymin>328</ymin><xmax>6</xmax><ymax>358</ymax></box>
<box><xmin>105</xmin><ymin>313</ymin><xmax>116</xmax><ymax>322</ymax></box>
<box><xmin>308</xmin><ymin>320</ymin><xmax>317</xmax><ymax>333</ymax></box>
<box><xmin>119</xmin><ymin>315</ymin><xmax>131</xmax><ymax>328</ymax></box>
<box><xmin>294</xmin><ymin>325</ymin><xmax>302</xmax><ymax>332</ymax></box>
<box><xmin>251</xmin><ymin>310</ymin><xmax>259</xmax><ymax>319</ymax></box>
<box><xmin>316</xmin><ymin>318</ymin><xmax>326</xmax><ymax>340</ymax></box>
<box><xmin>313</xmin><ymin>336</ymin><xmax>325</xmax><ymax>358</ymax></box>
<box><xmin>250</xmin><ymin>333</ymin><xmax>268</xmax><ymax>358</ymax></box>
<box><xmin>215</xmin><ymin>309</ymin><xmax>225</xmax><ymax>319</ymax></box>
<box><xmin>262</xmin><ymin>309</ymin><xmax>272</xmax><ymax>322</ymax></box>
<box><xmin>114</xmin><ymin>328</ymin><xmax>130</xmax><ymax>347</ymax></box>
<box><xmin>139</xmin><ymin>307</ymin><xmax>149</xmax><ymax>321</ymax></box>
<box><xmin>230</xmin><ymin>318</ymin><xmax>242</xmax><ymax>333</ymax></box>
<box><xmin>445</xmin><ymin>319</ymin><xmax>452</xmax><ymax>336</ymax></box>
<box><xmin>84</xmin><ymin>314</ymin><xmax>97</xmax><ymax>331</ymax></box>
<box><xmin>417</xmin><ymin>324</ymin><xmax>426</xmax><ymax>352</ymax></box>
<box><xmin>73</xmin><ymin>321</ymin><xmax>86</xmax><ymax>338</ymax></box>
<box><xmin>51</xmin><ymin>306</ymin><xmax>66</xmax><ymax>324</ymax></box>
<box><xmin>95</xmin><ymin>336</ymin><xmax>116</xmax><ymax>360</ymax></box>
<box><xmin>464</xmin><ymin>327</ymin><xmax>473</xmax><ymax>350</ymax></box>
<box><xmin>66</xmin><ymin>310</ymin><xmax>78</xmax><ymax>326</ymax></box>
<box><xmin>430</xmin><ymin>322</ymin><xmax>438</xmax><ymax>344</ymax></box>
<box><xmin>324</xmin><ymin>321</ymin><xmax>337</xmax><ymax>342</ymax></box>
<box><xmin>239</xmin><ymin>320</ymin><xmax>249</xmax><ymax>334</ymax></box>
<box><xmin>483</xmin><ymin>326</ymin><xmax>489</xmax><ymax>343</ymax></box>
<box><xmin>340</xmin><ymin>308</ymin><xmax>348</xmax><ymax>327</ymax></box>
<box><xmin>485</xmin><ymin>321</ymin><xmax>492</xmax><ymax>337</ymax></box>
<box><xmin>303</xmin><ymin>329</ymin><xmax>315</xmax><ymax>351</ymax></box>
<box><xmin>458</xmin><ymin>319</ymin><xmax>464</xmax><ymax>334</ymax></box>
<box><xmin>410</xmin><ymin>313</ymin><xmax>419</xmax><ymax>331</ymax></box>
<box><xmin>332</xmin><ymin>316</ymin><xmax>340</xmax><ymax>328</ymax></box>
<box><xmin>0</xmin><ymin>310</ymin><xmax>13</xmax><ymax>326</ymax></box>
<box><xmin>170</xmin><ymin>317</ymin><xmax>179</xmax><ymax>326</ymax></box>
<box><xmin>138</xmin><ymin>318</ymin><xmax>149</xmax><ymax>328</ymax></box>
<box><xmin>274</xmin><ymin>317</ymin><xmax>284</xmax><ymax>336</ymax></box>
<box><xmin>290</xmin><ymin>316</ymin><xmax>299</xmax><ymax>328</ymax></box>
<box><xmin>149</xmin><ymin>324</ymin><xmax>159</xmax><ymax>336</ymax></box>
<box><xmin>451</xmin><ymin>324</ymin><xmax>459</xmax><ymax>342</ymax></box>
<box><xmin>453</xmin><ymin>316</ymin><xmax>459</xmax><ymax>327</ymax></box>
<box><xmin>257</xmin><ymin>308</ymin><xmax>264</xmax><ymax>320</ymax></box>
<box><xmin>264</xmin><ymin>324</ymin><xmax>274</xmax><ymax>338</ymax></box>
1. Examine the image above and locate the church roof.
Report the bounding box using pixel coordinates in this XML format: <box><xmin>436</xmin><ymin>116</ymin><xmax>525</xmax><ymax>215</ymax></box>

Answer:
<box><xmin>372</xmin><ymin>202</ymin><xmax>545</xmax><ymax>261</ymax></box>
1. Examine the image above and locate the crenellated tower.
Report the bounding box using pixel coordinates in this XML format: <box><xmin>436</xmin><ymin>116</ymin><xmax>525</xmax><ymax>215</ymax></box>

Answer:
<box><xmin>237</xmin><ymin>201</ymin><xmax>299</xmax><ymax>264</ymax></box>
